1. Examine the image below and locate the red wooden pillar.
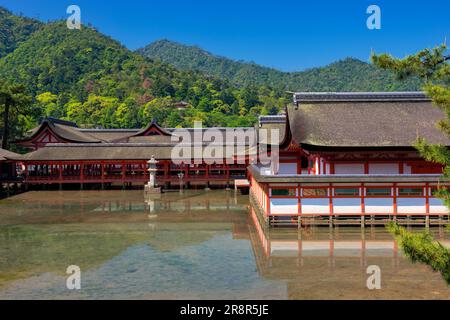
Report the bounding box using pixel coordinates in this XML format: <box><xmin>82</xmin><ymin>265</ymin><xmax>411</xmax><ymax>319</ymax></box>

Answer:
<box><xmin>24</xmin><ymin>162</ymin><xmax>28</xmax><ymax>178</ymax></box>
<box><xmin>361</xmin><ymin>183</ymin><xmax>365</xmax><ymax>217</ymax></box>
<box><xmin>317</xmin><ymin>157</ymin><xmax>320</xmax><ymax>175</ymax></box>
<box><xmin>184</xmin><ymin>163</ymin><xmax>189</xmax><ymax>180</ymax></box>
<box><xmin>364</xmin><ymin>161</ymin><xmax>369</xmax><ymax>174</ymax></box>
<box><xmin>425</xmin><ymin>182</ymin><xmax>430</xmax><ymax>215</ymax></box>
<box><xmin>101</xmin><ymin>161</ymin><xmax>105</xmax><ymax>181</ymax></box>
<box><xmin>265</xmin><ymin>184</ymin><xmax>271</xmax><ymax>217</ymax></box>
<box><xmin>80</xmin><ymin>161</ymin><xmax>84</xmax><ymax>182</ymax></box>
<box><xmin>329</xmin><ymin>162</ymin><xmax>335</xmax><ymax>175</ymax></box>
<box><xmin>122</xmin><ymin>161</ymin><xmax>126</xmax><ymax>181</ymax></box>
<box><xmin>59</xmin><ymin>161</ymin><xmax>63</xmax><ymax>182</ymax></box>
<box><xmin>164</xmin><ymin>161</ymin><xmax>169</xmax><ymax>179</ymax></box>
<box><xmin>329</xmin><ymin>183</ymin><xmax>333</xmax><ymax>216</ymax></box>
<box><xmin>297</xmin><ymin>156</ymin><xmax>301</xmax><ymax>174</ymax></box>
<box><xmin>399</xmin><ymin>161</ymin><xmax>404</xmax><ymax>174</ymax></box>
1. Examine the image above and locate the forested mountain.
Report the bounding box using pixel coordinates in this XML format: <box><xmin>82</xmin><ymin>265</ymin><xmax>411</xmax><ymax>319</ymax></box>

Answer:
<box><xmin>0</xmin><ymin>8</ymin><xmax>42</xmax><ymax>58</ymax></box>
<box><xmin>0</xmin><ymin>7</ymin><xmax>423</xmax><ymax>150</ymax></box>
<box><xmin>0</xmin><ymin>7</ymin><xmax>287</xmax><ymax>144</ymax></box>
<box><xmin>138</xmin><ymin>39</ymin><xmax>422</xmax><ymax>91</ymax></box>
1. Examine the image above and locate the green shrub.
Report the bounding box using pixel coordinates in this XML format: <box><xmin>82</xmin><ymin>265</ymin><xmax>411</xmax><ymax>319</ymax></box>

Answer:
<box><xmin>387</xmin><ymin>222</ymin><xmax>450</xmax><ymax>284</ymax></box>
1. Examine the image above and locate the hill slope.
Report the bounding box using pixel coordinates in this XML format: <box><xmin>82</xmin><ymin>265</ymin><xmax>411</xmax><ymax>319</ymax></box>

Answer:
<box><xmin>138</xmin><ymin>39</ymin><xmax>422</xmax><ymax>91</ymax></box>
<box><xmin>0</xmin><ymin>7</ymin><xmax>42</xmax><ymax>58</ymax></box>
<box><xmin>0</xmin><ymin>9</ymin><xmax>287</xmax><ymax>137</ymax></box>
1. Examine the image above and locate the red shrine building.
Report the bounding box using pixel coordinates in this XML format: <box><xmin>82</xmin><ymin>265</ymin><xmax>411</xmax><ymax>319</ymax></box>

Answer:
<box><xmin>1</xmin><ymin>91</ymin><xmax>449</xmax><ymax>226</ymax></box>
<box><xmin>10</xmin><ymin>118</ymin><xmax>254</xmax><ymax>189</ymax></box>
<box><xmin>248</xmin><ymin>92</ymin><xmax>449</xmax><ymax>226</ymax></box>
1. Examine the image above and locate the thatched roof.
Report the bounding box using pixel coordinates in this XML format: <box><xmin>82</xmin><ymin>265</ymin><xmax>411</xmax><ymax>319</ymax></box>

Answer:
<box><xmin>17</xmin><ymin>119</ymin><xmax>103</xmax><ymax>144</ymax></box>
<box><xmin>78</xmin><ymin>129</ymin><xmax>139</xmax><ymax>142</ymax></box>
<box><xmin>258</xmin><ymin>123</ymin><xmax>286</xmax><ymax>145</ymax></box>
<box><xmin>257</xmin><ymin>115</ymin><xmax>286</xmax><ymax>145</ymax></box>
<box><xmin>286</xmin><ymin>92</ymin><xmax>449</xmax><ymax>149</ymax></box>
<box><xmin>0</xmin><ymin>148</ymin><xmax>19</xmax><ymax>161</ymax></box>
<box><xmin>16</xmin><ymin>143</ymin><xmax>251</xmax><ymax>161</ymax></box>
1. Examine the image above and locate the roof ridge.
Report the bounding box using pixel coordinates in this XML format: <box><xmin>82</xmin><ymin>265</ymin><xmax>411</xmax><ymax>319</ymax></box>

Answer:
<box><xmin>293</xmin><ymin>91</ymin><xmax>430</xmax><ymax>103</ymax></box>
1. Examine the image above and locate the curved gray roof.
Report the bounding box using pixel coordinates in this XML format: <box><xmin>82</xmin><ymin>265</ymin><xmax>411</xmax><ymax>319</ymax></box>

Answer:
<box><xmin>287</xmin><ymin>92</ymin><xmax>448</xmax><ymax>148</ymax></box>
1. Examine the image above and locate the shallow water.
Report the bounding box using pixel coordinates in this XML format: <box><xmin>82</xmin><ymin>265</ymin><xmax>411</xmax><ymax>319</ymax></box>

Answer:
<box><xmin>0</xmin><ymin>190</ymin><xmax>448</xmax><ymax>300</ymax></box>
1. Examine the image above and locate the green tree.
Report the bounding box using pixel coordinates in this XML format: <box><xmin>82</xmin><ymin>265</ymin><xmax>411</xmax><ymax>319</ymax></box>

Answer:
<box><xmin>0</xmin><ymin>81</ymin><xmax>31</xmax><ymax>149</ymax></box>
<box><xmin>140</xmin><ymin>97</ymin><xmax>174</xmax><ymax>126</ymax></box>
<box><xmin>66</xmin><ymin>95</ymin><xmax>119</xmax><ymax>128</ymax></box>
<box><xmin>374</xmin><ymin>44</ymin><xmax>450</xmax><ymax>284</ymax></box>
<box><xmin>36</xmin><ymin>92</ymin><xmax>62</xmax><ymax>118</ymax></box>
<box><xmin>372</xmin><ymin>43</ymin><xmax>450</xmax><ymax>206</ymax></box>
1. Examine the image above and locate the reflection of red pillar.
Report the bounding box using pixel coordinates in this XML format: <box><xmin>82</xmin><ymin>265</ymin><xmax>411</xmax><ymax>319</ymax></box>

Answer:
<box><xmin>360</xmin><ymin>236</ymin><xmax>366</xmax><ymax>268</ymax></box>
<box><xmin>266</xmin><ymin>236</ymin><xmax>271</xmax><ymax>257</ymax></box>
<box><xmin>297</xmin><ymin>233</ymin><xmax>303</xmax><ymax>267</ymax></box>
<box><xmin>329</xmin><ymin>238</ymin><xmax>334</xmax><ymax>268</ymax></box>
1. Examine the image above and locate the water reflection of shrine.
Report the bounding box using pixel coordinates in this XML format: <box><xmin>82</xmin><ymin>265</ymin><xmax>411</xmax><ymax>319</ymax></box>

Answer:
<box><xmin>0</xmin><ymin>190</ymin><xmax>251</xmax><ymax>228</ymax></box>
<box><xmin>248</xmin><ymin>206</ymin><xmax>450</xmax><ymax>299</ymax></box>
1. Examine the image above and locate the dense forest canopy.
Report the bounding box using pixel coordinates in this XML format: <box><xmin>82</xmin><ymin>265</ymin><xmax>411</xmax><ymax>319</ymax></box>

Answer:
<box><xmin>0</xmin><ymin>7</ymin><xmax>42</xmax><ymax>59</ymax></box>
<box><xmin>0</xmin><ymin>7</ymin><xmax>287</xmax><ymax>145</ymax></box>
<box><xmin>138</xmin><ymin>39</ymin><xmax>422</xmax><ymax>91</ymax></box>
<box><xmin>0</xmin><ymin>7</ymin><xmax>422</xmax><ymax>150</ymax></box>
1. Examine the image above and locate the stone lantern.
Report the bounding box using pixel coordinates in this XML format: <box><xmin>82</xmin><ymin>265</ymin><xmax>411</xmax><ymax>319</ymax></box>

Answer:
<box><xmin>144</xmin><ymin>155</ymin><xmax>161</xmax><ymax>194</ymax></box>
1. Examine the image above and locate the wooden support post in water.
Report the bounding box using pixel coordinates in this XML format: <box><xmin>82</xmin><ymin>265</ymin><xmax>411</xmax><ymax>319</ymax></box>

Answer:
<box><xmin>361</xmin><ymin>215</ymin><xmax>365</xmax><ymax>228</ymax></box>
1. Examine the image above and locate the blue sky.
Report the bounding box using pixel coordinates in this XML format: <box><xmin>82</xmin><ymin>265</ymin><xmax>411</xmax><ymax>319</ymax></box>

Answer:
<box><xmin>1</xmin><ymin>0</ymin><xmax>449</xmax><ymax>71</ymax></box>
